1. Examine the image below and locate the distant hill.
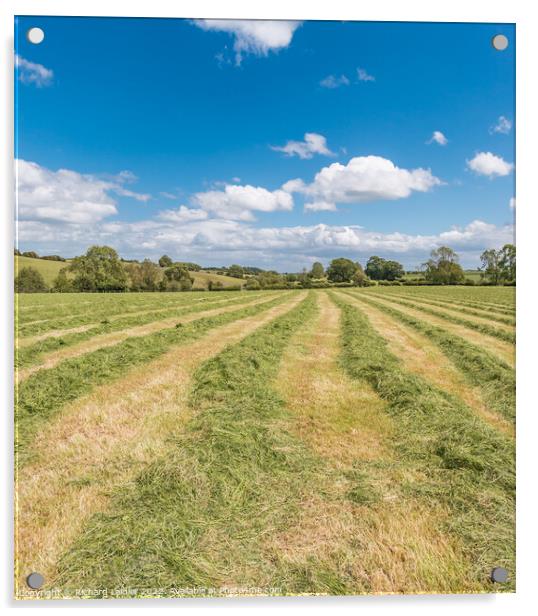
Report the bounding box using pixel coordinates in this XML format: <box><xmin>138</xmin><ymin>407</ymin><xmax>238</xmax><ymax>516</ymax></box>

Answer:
<box><xmin>15</xmin><ymin>255</ymin><xmax>244</xmax><ymax>289</ymax></box>
<box><xmin>15</xmin><ymin>255</ymin><xmax>69</xmax><ymax>285</ymax></box>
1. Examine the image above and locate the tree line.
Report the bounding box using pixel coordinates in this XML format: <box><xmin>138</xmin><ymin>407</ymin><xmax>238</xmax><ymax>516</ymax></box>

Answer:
<box><xmin>14</xmin><ymin>243</ymin><xmax>516</xmax><ymax>293</ymax></box>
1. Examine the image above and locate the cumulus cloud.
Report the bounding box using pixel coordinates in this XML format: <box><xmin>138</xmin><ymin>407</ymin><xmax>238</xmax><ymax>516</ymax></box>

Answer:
<box><xmin>320</xmin><ymin>74</ymin><xmax>350</xmax><ymax>89</ymax></box>
<box><xmin>16</xmin><ymin>159</ymin><xmax>150</xmax><ymax>224</ymax></box>
<box><xmin>19</xmin><ymin>215</ymin><xmax>513</xmax><ymax>272</ymax></box>
<box><xmin>490</xmin><ymin>116</ymin><xmax>512</xmax><ymax>135</ymax></box>
<box><xmin>193</xmin><ymin>19</ymin><xmax>301</xmax><ymax>64</ymax></box>
<box><xmin>428</xmin><ymin>130</ymin><xmax>448</xmax><ymax>146</ymax></box>
<box><xmin>271</xmin><ymin>132</ymin><xmax>334</xmax><ymax>159</ymax></box>
<box><xmin>157</xmin><ymin>205</ymin><xmax>208</xmax><ymax>222</ymax></box>
<box><xmin>15</xmin><ymin>54</ymin><xmax>53</xmax><ymax>87</ymax></box>
<box><xmin>467</xmin><ymin>151</ymin><xmax>514</xmax><ymax>177</ymax></box>
<box><xmin>509</xmin><ymin>197</ymin><xmax>516</xmax><ymax>210</ymax></box>
<box><xmin>284</xmin><ymin>155</ymin><xmax>442</xmax><ymax>211</ymax></box>
<box><xmin>357</xmin><ymin>67</ymin><xmax>375</xmax><ymax>82</ymax></box>
<box><xmin>193</xmin><ymin>184</ymin><xmax>293</xmax><ymax>221</ymax></box>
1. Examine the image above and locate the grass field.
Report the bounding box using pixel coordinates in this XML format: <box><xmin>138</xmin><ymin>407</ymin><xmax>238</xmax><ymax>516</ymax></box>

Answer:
<box><xmin>14</xmin><ymin>286</ymin><xmax>515</xmax><ymax>598</ymax></box>
<box><xmin>14</xmin><ymin>255</ymin><xmax>244</xmax><ymax>289</ymax></box>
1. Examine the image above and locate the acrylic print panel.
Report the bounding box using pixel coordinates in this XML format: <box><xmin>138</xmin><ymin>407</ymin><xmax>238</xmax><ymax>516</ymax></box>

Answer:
<box><xmin>14</xmin><ymin>16</ymin><xmax>515</xmax><ymax>599</ymax></box>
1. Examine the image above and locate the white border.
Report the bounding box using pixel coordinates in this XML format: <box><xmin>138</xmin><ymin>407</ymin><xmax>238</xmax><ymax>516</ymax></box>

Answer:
<box><xmin>1</xmin><ymin>1</ymin><xmax>537</xmax><ymax>614</ymax></box>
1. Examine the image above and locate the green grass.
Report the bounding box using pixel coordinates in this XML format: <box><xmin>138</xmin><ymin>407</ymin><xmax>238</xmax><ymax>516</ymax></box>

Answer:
<box><xmin>54</xmin><ymin>292</ymin><xmax>324</xmax><ymax>596</ymax></box>
<box><xmin>363</xmin><ymin>292</ymin><xmax>515</xmax><ymax>344</ymax></box>
<box><xmin>366</xmin><ymin>293</ymin><xmax>515</xmax><ymax>327</ymax></box>
<box><xmin>16</xmin><ymin>292</ymin><xmax>267</xmax><ymax>369</ymax></box>
<box><xmin>16</xmin><ymin>293</ymin><xmax>293</xmax><ymax>461</ymax></box>
<box><xmin>332</xmin><ymin>293</ymin><xmax>515</xmax><ymax>590</ymax></box>
<box><xmin>15</xmin><ymin>255</ymin><xmax>69</xmax><ymax>285</ymax></box>
<box><xmin>344</xmin><ymin>292</ymin><xmax>515</xmax><ymax>423</ymax></box>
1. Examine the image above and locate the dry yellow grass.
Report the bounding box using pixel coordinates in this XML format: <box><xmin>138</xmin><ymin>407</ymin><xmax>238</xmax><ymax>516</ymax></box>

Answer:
<box><xmin>17</xmin><ymin>294</ymin><xmax>247</xmax><ymax>347</ymax></box>
<box><xmin>268</xmin><ymin>291</ymin><xmax>476</xmax><ymax>594</ymax></box>
<box><xmin>15</xmin><ymin>292</ymin><xmax>306</xmax><ymax>589</ymax></box>
<box><xmin>276</xmin><ymin>291</ymin><xmax>392</xmax><ymax>465</ymax></box>
<box><xmin>362</xmin><ymin>293</ymin><xmax>515</xmax><ymax>367</ymax></box>
<box><xmin>338</xmin><ymin>293</ymin><xmax>514</xmax><ymax>437</ymax></box>
<box><xmin>385</xmin><ymin>296</ymin><xmax>515</xmax><ymax>333</ymax></box>
<box><xmin>17</xmin><ymin>293</ymin><xmax>279</xmax><ymax>383</ymax></box>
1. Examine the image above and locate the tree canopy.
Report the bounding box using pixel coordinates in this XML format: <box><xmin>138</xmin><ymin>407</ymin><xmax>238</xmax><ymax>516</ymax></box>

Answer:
<box><xmin>68</xmin><ymin>245</ymin><xmax>129</xmax><ymax>292</ymax></box>
<box><xmin>423</xmin><ymin>246</ymin><xmax>465</xmax><ymax>285</ymax></box>
<box><xmin>365</xmin><ymin>256</ymin><xmax>404</xmax><ymax>281</ymax></box>
<box><xmin>15</xmin><ymin>267</ymin><xmax>48</xmax><ymax>293</ymax></box>
<box><xmin>326</xmin><ymin>258</ymin><xmax>360</xmax><ymax>283</ymax></box>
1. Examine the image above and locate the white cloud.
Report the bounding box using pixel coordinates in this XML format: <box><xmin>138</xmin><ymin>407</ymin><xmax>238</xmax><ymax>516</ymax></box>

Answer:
<box><xmin>467</xmin><ymin>151</ymin><xmax>514</xmax><ymax>177</ymax></box>
<box><xmin>271</xmin><ymin>133</ymin><xmax>334</xmax><ymax>159</ymax></box>
<box><xmin>357</xmin><ymin>67</ymin><xmax>375</xmax><ymax>82</ymax></box>
<box><xmin>428</xmin><ymin>130</ymin><xmax>448</xmax><ymax>146</ymax></box>
<box><xmin>304</xmin><ymin>201</ymin><xmax>338</xmax><ymax>212</ymax></box>
<box><xmin>490</xmin><ymin>116</ymin><xmax>512</xmax><ymax>135</ymax></box>
<box><xmin>320</xmin><ymin>74</ymin><xmax>350</xmax><ymax>89</ymax></box>
<box><xmin>285</xmin><ymin>155</ymin><xmax>442</xmax><ymax>211</ymax></box>
<box><xmin>509</xmin><ymin>197</ymin><xmax>516</xmax><ymax>210</ymax></box>
<box><xmin>157</xmin><ymin>205</ymin><xmax>208</xmax><ymax>222</ymax></box>
<box><xmin>15</xmin><ymin>54</ymin><xmax>53</xmax><ymax>87</ymax></box>
<box><xmin>16</xmin><ymin>159</ymin><xmax>150</xmax><ymax>224</ymax></box>
<box><xmin>19</xmin><ymin>216</ymin><xmax>513</xmax><ymax>271</ymax></box>
<box><xmin>193</xmin><ymin>184</ymin><xmax>293</xmax><ymax>221</ymax></box>
<box><xmin>193</xmin><ymin>19</ymin><xmax>301</xmax><ymax>64</ymax></box>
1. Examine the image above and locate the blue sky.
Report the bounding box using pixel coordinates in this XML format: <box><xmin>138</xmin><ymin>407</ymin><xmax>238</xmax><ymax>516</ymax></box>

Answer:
<box><xmin>15</xmin><ymin>17</ymin><xmax>515</xmax><ymax>270</ymax></box>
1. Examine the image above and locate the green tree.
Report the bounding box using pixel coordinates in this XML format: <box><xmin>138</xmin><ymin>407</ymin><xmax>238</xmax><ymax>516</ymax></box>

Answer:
<box><xmin>22</xmin><ymin>251</ymin><xmax>39</xmax><ymax>259</ymax></box>
<box><xmin>245</xmin><ymin>277</ymin><xmax>261</xmax><ymax>290</ymax></box>
<box><xmin>139</xmin><ymin>259</ymin><xmax>160</xmax><ymax>290</ymax></box>
<box><xmin>499</xmin><ymin>243</ymin><xmax>516</xmax><ymax>282</ymax></box>
<box><xmin>52</xmin><ymin>268</ymin><xmax>74</xmax><ymax>292</ymax></box>
<box><xmin>326</xmin><ymin>258</ymin><xmax>359</xmax><ymax>283</ymax></box>
<box><xmin>366</xmin><ymin>256</ymin><xmax>404</xmax><ymax>280</ymax></box>
<box><xmin>365</xmin><ymin>256</ymin><xmax>385</xmax><ymax>280</ymax></box>
<box><xmin>15</xmin><ymin>267</ymin><xmax>48</xmax><ymax>293</ymax></box>
<box><xmin>383</xmin><ymin>260</ymin><xmax>405</xmax><ymax>281</ymax></box>
<box><xmin>69</xmin><ymin>245</ymin><xmax>128</xmax><ymax>292</ymax></box>
<box><xmin>352</xmin><ymin>264</ymin><xmax>370</xmax><ymax>287</ymax></box>
<box><xmin>310</xmin><ymin>262</ymin><xmax>325</xmax><ymax>279</ymax></box>
<box><xmin>424</xmin><ymin>247</ymin><xmax>465</xmax><ymax>285</ymax></box>
<box><xmin>480</xmin><ymin>249</ymin><xmax>501</xmax><ymax>285</ymax></box>
<box><xmin>208</xmin><ymin>280</ymin><xmax>224</xmax><ymax>291</ymax></box>
<box><xmin>164</xmin><ymin>265</ymin><xmax>191</xmax><ymax>282</ymax></box>
<box><xmin>228</xmin><ymin>264</ymin><xmax>245</xmax><ymax>279</ymax></box>
<box><xmin>158</xmin><ymin>254</ymin><xmax>173</xmax><ymax>268</ymax></box>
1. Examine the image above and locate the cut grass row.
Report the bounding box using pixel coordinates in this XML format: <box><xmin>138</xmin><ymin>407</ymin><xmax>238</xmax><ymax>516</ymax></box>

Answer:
<box><xmin>16</xmin><ymin>292</ymin><xmax>295</xmax><ymax>462</ymax></box>
<box><xmin>17</xmin><ymin>292</ymin><xmax>242</xmax><ymax>335</ymax></box>
<box><xmin>54</xmin><ymin>292</ymin><xmax>322</xmax><ymax>595</ymax></box>
<box><xmin>367</xmin><ymin>292</ymin><xmax>515</xmax><ymax>327</ymax></box>
<box><xmin>333</xmin><ymin>293</ymin><xmax>515</xmax><ymax>590</ymax></box>
<box><xmin>15</xmin><ymin>292</ymin><xmax>307</xmax><ymax>591</ymax></box>
<box><xmin>16</xmin><ymin>292</ymin><xmax>270</xmax><ymax>369</ymax></box>
<box><xmin>359</xmin><ymin>292</ymin><xmax>515</xmax><ymax>344</ymax></box>
<box><xmin>341</xmin><ymin>292</ymin><xmax>515</xmax><ymax>423</ymax></box>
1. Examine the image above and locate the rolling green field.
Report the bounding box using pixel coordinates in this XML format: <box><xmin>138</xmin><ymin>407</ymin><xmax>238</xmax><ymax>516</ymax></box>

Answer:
<box><xmin>14</xmin><ymin>255</ymin><xmax>244</xmax><ymax>289</ymax></box>
<box><xmin>15</xmin><ymin>286</ymin><xmax>515</xmax><ymax>598</ymax></box>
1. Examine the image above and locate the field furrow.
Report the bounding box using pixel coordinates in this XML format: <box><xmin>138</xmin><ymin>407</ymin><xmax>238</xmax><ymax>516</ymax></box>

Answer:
<box><xmin>336</xmin><ymin>292</ymin><xmax>513</xmax><ymax>436</ymax></box>
<box><xmin>50</xmin><ymin>293</ymin><xmax>320</xmax><ymax>594</ymax></box>
<box><xmin>368</xmin><ymin>293</ymin><xmax>515</xmax><ymax>327</ymax></box>
<box><xmin>348</xmin><ymin>293</ymin><xmax>515</xmax><ymax>423</ymax></box>
<box><xmin>360</xmin><ymin>293</ymin><xmax>515</xmax><ymax>343</ymax></box>
<box><xmin>332</xmin><ymin>295</ymin><xmax>515</xmax><ymax>590</ymax></box>
<box><xmin>16</xmin><ymin>292</ymin><xmax>274</xmax><ymax>378</ymax></box>
<box><xmin>17</xmin><ymin>292</ymin><xmax>252</xmax><ymax>342</ymax></box>
<box><xmin>16</xmin><ymin>292</ymin><xmax>296</xmax><ymax>460</ymax></box>
<box><xmin>355</xmin><ymin>293</ymin><xmax>515</xmax><ymax>367</ymax></box>
<box><xmin>15</xmin><ymin>291</ymin><xmax>307</xmax><ymax>591</ymax></box>
<box><xmin>271</xmin><ymin>291</ymin><xmax>477</xmax><ymax>593</ymax></box>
